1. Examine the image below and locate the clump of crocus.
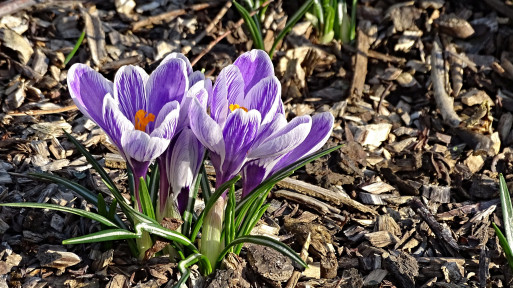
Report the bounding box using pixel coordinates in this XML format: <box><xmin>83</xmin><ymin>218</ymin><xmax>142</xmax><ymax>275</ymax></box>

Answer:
<box><xmin>189</xmin><ymin>49</ymin><xmax>334</xmax><ymax>265</ymax></box>
<box><xmin>2</xmin><ymin>50</ymin><xmax>338</xmax><ymax>285</ymax></box>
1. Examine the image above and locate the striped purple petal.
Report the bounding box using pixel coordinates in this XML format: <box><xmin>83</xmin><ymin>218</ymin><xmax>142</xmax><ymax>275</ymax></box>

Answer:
<box><xmin>67</xmin><ymin>64</ymin><xmax>113</xmax><ymax>126</ymax></box>
<box><xmin>113</xmin><ymin>65</ymin><xmax>149</xmax><ymax>124</ymax></box>
<box><xmin>233</xmin><ymin>49</ymin><xmax>275</xmax><ymax>94</ymax></box>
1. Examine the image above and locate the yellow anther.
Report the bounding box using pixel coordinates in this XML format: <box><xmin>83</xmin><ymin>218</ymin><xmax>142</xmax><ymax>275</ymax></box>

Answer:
<box><xmin>229</xmin><ymin>104</ymin><xmax>248</xmax><ymax>112</ymax></box>
<box><xmin>134</xmin><ymin>109</ymin><xmax>155</xmax><ymax>131</ymax></box>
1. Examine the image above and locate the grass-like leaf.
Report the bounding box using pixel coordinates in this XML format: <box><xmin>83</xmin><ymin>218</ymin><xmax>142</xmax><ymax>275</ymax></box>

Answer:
<box><xmin>182</xmin><ymin>170</ymin><xmax>203</xmax><ymax>238</ymax></box>
<box><xmin>64</xmin><ymin>29</ymin><xmax>86</xmax><ymax>65</ymax></box>
<box><xmin>499</xmin><ymin>174</ymin><xmax>513</xmax><ymax>251</ymax></box>
<box><xmin>190</xmin><ymin>175</ymin><xmax>242</xmax><ymax>243</ymax></box>
<box><xmin>269</xmin><ymin>0</ymin><xmax>314</xmax><ymax>57</ymax></box>
<box><xmin>235</xmin><ymin>202</ymin><xmax>270</xmax><ymax>254</ymax></box>
<box><xmin>200</xmin><ymin>161</ymin><xmax>212</xmax><ymax>202</ymax></box>
<box><xmin>493</xmin><ymin>223</ymin><xmax>513</xmax><ymax>271</ymax></box>
<box><xmin>0</xmin><ymin>202</ymin><xmax>118</xmax><ymax>228</ymax></box>
<box><xmin>217</xmin><ymin>235</ymin><xmax>307</xmax><ymax>269</ymax></box>
<box><xmin>233</xmin><ymin>0</ymin><xmax>265</xmax><ymax>50</ymax></box>
<box><xmin>139</xmin><ymin>177</ymin><xmax>156</xmax><ymax>220</ymax></box>
<box><xmin>64</xmin><ymin>131</ymin><xmax>145</xmax><ymax>223</ymax></box>
<box><xmin>175</xmin><ymin>253</ymin><xmax>210</xmax><ymax>287</ymax></box>
<box><xmin>349</xmin><ymin>0</ymin><xmax>357</xmax><ymax>41</ymax></box>
<box><xmin>148</xmin><ymin>164</ymin><xmax>160</xmax><ymax>209</ymax></box>
<box><xmin>224</xmin><ymin>184</ymin><xmax>236</xmax><ymax>249</ymax></box>
<box><xmin>63</xmin><ymin>228</ymin><xmax>139</xmax><ymax>244</ymax></box>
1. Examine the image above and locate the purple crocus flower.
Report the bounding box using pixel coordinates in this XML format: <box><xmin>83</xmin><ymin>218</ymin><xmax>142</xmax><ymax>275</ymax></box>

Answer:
<box><xmin>157</xmin><ymin>55</ymin><xmax>212</xmax><ymax>219</ymax></box>
<box><xmin>188</xmin><ymin>50</ymin><xmax>333</xmax><ymax>193</ymax></box>
<box><xmin>67</xmin><ymin>55</ymin><xmax>189</xmax><ymax>208</ymax></box>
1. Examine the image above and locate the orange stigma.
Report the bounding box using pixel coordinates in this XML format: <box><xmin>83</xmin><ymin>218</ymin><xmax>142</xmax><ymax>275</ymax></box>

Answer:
<box><xmin>229</xmin><ymin>104</ymin><xmax>248</xmax><ymax>112</ymax></box>
<box><xmin>134</xmin><ymin>109</ymin><xmax>155</xmax><ymax>131</ymax></box>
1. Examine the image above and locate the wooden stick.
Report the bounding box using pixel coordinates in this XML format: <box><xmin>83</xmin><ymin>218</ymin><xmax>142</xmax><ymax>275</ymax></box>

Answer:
<box><xmin>0</xmin><ymin>0</ymin><xmax>36</xmax><ymax>18</ymax></box>
<box><xmin>182</xmin><ymin>1</ymin><xmax>232</xmax><ymax>55</ymax></box>
<box><xmin>7</xmin><ymin>104</ymin><xmax>78</xmax><ymax>116</ymax></box>
<box><xmin>191</xmin><ymin>0</ymin><xmax>273</xmax><ymax>67</ymax></box>
<box><xmin>431</xmin><ymin>35</ymin><xmax>461</xmax><ymax>127</ymax></box>
<box><xmin>285</xmin><ymin>232</ymin><xmax>311</xmax><ymax>288</ymax></box>
<box><xmin>410</xmin><ymin>198</ymin><xmax>460</xmax><ymax>257</ymax></box>
<box><xmin>132</xmin><ymin>2</ymin><xmax>220</xmax><ymax>32</ymax></box>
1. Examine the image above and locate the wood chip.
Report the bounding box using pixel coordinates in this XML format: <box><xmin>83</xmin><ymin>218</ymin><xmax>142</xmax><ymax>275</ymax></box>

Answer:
<box><xmin>276</xmin><ymin>178</ymin><xmax>377</xmax><ymax>215</ymax></box>
<box><xmin>0</xmin><ymin>28</ymin><xmax>33</xmax><ymax>64</ymax></box>
<box><xmin>436</xmin><ymin>14</ymin><xmax>475</xmax><ymax>38</ymax></box>
<box><xmin>360</xmin><ymin>182</ymin><xmax>395</xmax><ymax>194</ymax></box>
<box><xmin>81</xmin><ymin>8</ymin><xmax>108</xmax><ymax>66</ymax></box>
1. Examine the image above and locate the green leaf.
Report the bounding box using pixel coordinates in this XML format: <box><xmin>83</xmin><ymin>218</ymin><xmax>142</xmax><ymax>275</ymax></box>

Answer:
<box><xmin>108</xmin><ymin>199</ymin><xmax>118</xmax><ymax>221</ymax></box>
<box><xmin>148</xmin><ymin>164</ymin><xmax>160</xmax><ymax>209</ymax></box>
<box><xmin>183</xmin><ymin>170</ymin><xmax>203</xmax><ymax>238</ymax></box>
<box><xmin>135</xmin><ymin>222</ymin><xmax>199</xmax><ymax>255</ymax></box>
<box><xmin>312</xmin><ymin>0</ymin><xmax>324</xmax><ymax>27</ymax></box>
<box><xmin>175</xmin><ymin>253</ymin><xmax>211</xmax><ymax>286</ymax></box>
<box><xmin>217</xmin><ymin>235</ymin><xmax>307</xmax><ymax>268</ymax></box>
<box><xmin>200</xmin><ymin>162</ymin><xmax>212</xmax><ymax>202</ymax></box>
<box><xmin>235</xmin><ymin>201</ymin><xmax>270</xmax><ymax>254</ymax></box>
<box><xmin>233</xmin><ymin>0</ymin><xmax>265</xmax><ymax>50</ymax></box>
<box><xmin>269</xmin><ymin>0</ymin><xmax>314</xmax><ymax>57</ymax></box>
<box><xmin>236</xmin><ymin>144</ymin><xmax>342</xmax><ymax>215</ymax></box>
<box><xmin>190</xmin><ymin>175</ymin><xmax>242</xmax><ymax>243</ymax></box>
<box><xmin>0</xmin><ymin>202</ymin><xmax>119</xmax><ymax>228</ymax></box>
<box><xmin>350</xmin><ymin>0</ymin><xmax>357</xmax><ymax>41</ymax></box>
<box><xmin>63</xmin><ymin>228</ymin><xmax>139</xmax><ymax>244</ymax></box>
<box><xmin>64</xmin><ymin>29</ymin><xmax>86</xmax><ymax>65</ymax></box>
<box><xmin>493</xmin><ymin>222</ymin><xmax>513</xmax><ymax>271</ymax></box>
<box><xmin>224</xmin><ymin>184</ymin><xmax>236</xmax><ymax>249</ymax></box>
<box><xmin>64</xmin><ymin>131</ymin><xmax>143</xmax><ymax>223</ymax></box>
<box><xmin>139</xmin><ymin>177</ymin><xmax>156</xmax><ymax>220</ymax></box>
<box><xmin>499</xmin><ymin>174</ymin><xmax>513</xmax><ymax>252</ymax></box>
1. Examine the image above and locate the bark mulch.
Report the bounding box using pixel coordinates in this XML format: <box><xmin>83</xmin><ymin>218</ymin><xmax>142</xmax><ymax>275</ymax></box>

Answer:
<box><xmin>1</xmin><ymin>0</ymin><xmax>513</xmax><ymax>287</ymax></box>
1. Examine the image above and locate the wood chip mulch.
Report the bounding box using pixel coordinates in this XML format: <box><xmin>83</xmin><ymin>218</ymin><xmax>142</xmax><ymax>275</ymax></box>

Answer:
<box><xmin>1</xmin><ymin>0</ymin><xmax>513</xmax><ymax>287</ymax></box>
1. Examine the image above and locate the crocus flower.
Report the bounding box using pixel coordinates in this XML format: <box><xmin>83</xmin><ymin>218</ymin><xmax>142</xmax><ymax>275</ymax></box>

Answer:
<box><xmin>188</xmin><ymin>49</ymin><xmax>334</xmax><ymax>266</ymax></box>
<box><xmin>156</xmin><ymin>54</ymin><xmax>212</xmax><ymax>220</ymax></box>
<box><xmin>67</xmin><ymin>56</ymin><xmax>190</xmax><ymax>208</ymax></box>
<box><xmin>189</xmin><ymin>49</ymin><xmax>315</xmax><ymax>190</ymax></box>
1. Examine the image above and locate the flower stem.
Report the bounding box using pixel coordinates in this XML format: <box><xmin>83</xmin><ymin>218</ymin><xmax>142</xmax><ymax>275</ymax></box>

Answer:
<box><xmin>200</xmin><ymin>197</ymin><xmax>225</xmax><ymax>269</ymax></box>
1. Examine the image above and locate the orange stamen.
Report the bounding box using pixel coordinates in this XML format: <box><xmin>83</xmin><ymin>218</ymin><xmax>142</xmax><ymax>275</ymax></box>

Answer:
<box><xmin>229</xmin><ymin>104</ymin><xmax>248</xmax><ymax>112</ymax></box>
<box><xmin>134</xmin><ymin>109</ymin><xmax>155</xmax><ymax>131</ymax></box>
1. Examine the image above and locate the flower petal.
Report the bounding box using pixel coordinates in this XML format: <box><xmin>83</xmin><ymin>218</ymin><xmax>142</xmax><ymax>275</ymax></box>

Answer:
<box><xmin>161</xmin><ymin>52</ymin><xmax>193</xmax><ymax>76</ymax></box>
<box><xmin>146</xmin><ymin>57</ymin><xmax>188</xmax><ymax>123</ymax></box>
<box><xmin>113</xmin><ymin>65</ymin><xmax>149</xmax><ymax>123</ymax></box>
<box><xmin>233</xmin><ymin>49</ymin><xmax>275</xmax><ymax>94</ymax></box>
<box><xmin>102</xmin><ymin>94</ymin><xmax>133</xmax><ymax>150</ymax></box>
<box><xmin>247</xmin><ymin>115</ymin><xmax>312</xmax><ymax>159</ymax></box>
<box><xmin>252</xmin><ymin>113</ymin><xmax>287</xmax><ymax>149</ymax></box>
<box><xmin>272</xmin><ymin>112</ymin><xmax>334</xmax><ymax>173</ymax></box>
<box><xmin>241</xmin><ymin>157</ymin><xmax>273</xmax><ymax>197</ymax></box>
<box><xmin>189</xmin><ymin>97</ymin><xmax>225</xmax><ymax>160</ymax></box>
<box><xmin>243</xmin><ymin>75</ymin><xmax>281</xmax><ymax>126</ymax></box>
<box><xmin>121</xmin><ymin>130</ymin><xmax>170</xmax><ymax>163</ymax></box>
<box><xmin>166</xmin><ymin>129</ymin><xmax>205</xmax><ymax>214</ymax></box>
<box><xmin>221</xmin><ymin>109</ymin><xmax>261</xmax><ymax>182</ymax></box>
<box><xmin>151</xmin><ymin>101</ymin><xmax>180</xmax><ymax>140</ymax></box>
<box><xmin>67</xmin><ymin>63</ymin><xmax>113</xmax><ymax>126</ymax></box>
<box><xmin>211</xmin><ymin>65</ymin><xmax>244</xmax><ymax>124</ymax></box>
<box><xmin>178</xmin><ymin>85</ymin><xmax>208</xmax><ymax>131</ymax></box>
<box><xmin>189</xmin><ymin>71</ymin><xmax>205</xmax><ymax>86</ymax></box>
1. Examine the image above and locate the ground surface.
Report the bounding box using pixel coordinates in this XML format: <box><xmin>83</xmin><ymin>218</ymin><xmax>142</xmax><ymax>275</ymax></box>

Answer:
<box><xmin>1</xmin><ymin>0</ymin><xmax>513</xmax><ymax>287</ymax></box>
